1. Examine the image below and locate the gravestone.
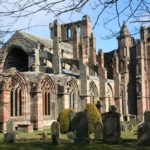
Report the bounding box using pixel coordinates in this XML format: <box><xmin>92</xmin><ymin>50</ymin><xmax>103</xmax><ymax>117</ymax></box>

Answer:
<box><xmin>51</xmin><ymin>121</ymin><xmax>60</xmax><ymax>145</ymax></box>
<box><xmin>102</xmin><ymin>105</ymin><xmax>121</xmax><ymax>143</ymax></box>
<box><xmin>138</xmin><ymin>111</ymin><xmax>150</xmax><ymax>145</ymax></box>
<box><xmin>144</xmin><ymin>111</ymin><xmax>150</xmax><ymax>125</ymax></box>
<box><xmin>67</xmin><ymin>131</ymin><xmax>75</xmax><ymax>143</ymax></box>
<box><xmin>70</xmin><ymin>111</ymin><xmax>90</xmax><ymax>144</ymax></box>
<box><xmin>41</xmin><ymin>131</ymin><xmax>48</xmax><ymax>140</ymax></box>
<box><xmin>4</xmin><ymin>120</ymin><xmax>15</xmax><ymax>143</ymax></box>
<box><xmin>94</xmin><ymin>121</ymin><xmax>103</xmax><ymax>140</ymax></box>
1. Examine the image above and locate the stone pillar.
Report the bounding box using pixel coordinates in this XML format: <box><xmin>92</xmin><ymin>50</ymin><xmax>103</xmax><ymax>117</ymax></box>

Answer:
<box><xmin>31</xmin><ymin>83</ymin><xmax>43</xmax><ymax>129</ymax></box>
<box><xmin>136</xmin><ymin>41</ymin><xmax>146</xmax><ymax>120</ymax></box>
<box><xmin>0</xmin><ymin>82</ymin><xmax>10</xmax><ymax>132</ymax></box>
<box><xmin>0</xmin><ymin>55</ymin><xmax>4</xmax><ymax>72</ymax></box>
<box><xmin>79</xmin><ymin>42</ymin><xmax>89</xmax><ymax>97</ymax></box>
<box><xmin>72</xmin><ymin>27</ymin><xmax>80</xmax><ymax>59</ymax></box>
<box><xmin>89</xmin><ymin>33</ymin><xmax>96</xmax><ymax>64</ymax></box>
<box><xmin>112</xmin><ymin>51</ymin><xmax>123</xmax><ymax>117</ymax></box>
<box><xmin>97</xmin><ymin>49</ymin><xmax>107</xmax><ymax>79</ymax></box>
<box><xmin>35</xmin><ymin>91</ymin><xmax>43</xmax><ymax>129</ymax></box>
<box><xmin>52</xmin><ymin>19</ymin><xmax>62</xmax><ymax>74</ymax></box>
<box><xmin>32</xmin><ymin>44</ymin><xmax>40</xmax><ymax>72</ymax></box>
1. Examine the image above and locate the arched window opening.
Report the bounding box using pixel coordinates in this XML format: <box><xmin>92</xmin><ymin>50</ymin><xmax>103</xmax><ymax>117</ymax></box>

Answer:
<box><xmin>77</xmin><ymin>26</ymin><xmax>81</xmax><ymax>34</ymax></box>
<box><xmin>41</xmin><ymin>77</ymin><xmax>55</xmax><ymax>116</ymax></box>
<box><xmin>69</xmin><ymin>91</ymin><xmax>75</xmax><ymax>109</ymax></box>
<box><xmin>48</xmin><ymin>92</ymin><xmax>51</xmax><ymax>115</ymax></box>
<box><xmin>19</xmin><ymin>89</ymin><xmax>22</xmax><ymax>116</ymax></box>
<box><xmin>89</xmin><ymin>81</ymin><xmax>98</xmax><ymax>104</ymax></box>
<box><xmin>10</xmin><ymin>90</ymin><xmax>13</xmax><ymax>116</ymax></box>
<box><xmin>15</xmin><ymin>89</ymin><xmax>18</xmax><ymax>116</ymax></box>
<box><xmin>79</xmin><ymin>45</ymin><xmax>83</xmax><ymax>59</ymax></box>
<box><xmin>67</xmin><ymin>28</ymin><xmax>71</xmax><ymax>39</ymax></box>
<box><xmin>10</xmin><ymin>88</ymin><xmax>22</xmax><ymax>117</ymax></box>
<box><xmin>43</xmin><ymin>91</ymin><xmax>51</xmax><ymax>116</ymax></box>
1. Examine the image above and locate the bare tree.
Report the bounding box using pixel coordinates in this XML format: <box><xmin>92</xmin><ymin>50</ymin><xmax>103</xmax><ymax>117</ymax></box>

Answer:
<box><xmin>0</xmin><ymin>0</ymin><xmax>150</xmax><ymax>46</ymax></box>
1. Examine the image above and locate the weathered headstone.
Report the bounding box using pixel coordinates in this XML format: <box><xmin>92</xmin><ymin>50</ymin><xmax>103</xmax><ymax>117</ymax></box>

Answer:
<box><xmin>138</xmin><ymin>111</ymin><xmax>150</xmax><ymax>145</ymax></box>
<box><xmin>4</xmin><ymin>120</ymin><xmax>15</xmax><ymax>143</ymax></box>
<box><xmin>102</xmin><ymin>105</ymin><xmax>121</xmax><ymax>143</ymax></box>
<box><xmin>94</xmin><ymin>121</ymin><xmax>103</xmax><ymax>140</ymax></box>
<box><xmin>51</xmin><ymin>121</ymin><xmax>60</xmax><ymax>145</ymax></box>
<box><xmin>144</xmin><ymin>111</ymin><xmax>150</xmax><ymax>125</ymax></box>
<box><xmin>67</xmin><ymin>131</ymin><xmax>75</xmax><ymax>143</ymax></box>
<box><xmin>41</xmin><ymin>131</ymin><xmax>48</xmax><ymax>140</ymax></box>
<box><xmin>70</xmin><ymin>111</ymin><xmax>90</xmax><ymax>144</ymax></box>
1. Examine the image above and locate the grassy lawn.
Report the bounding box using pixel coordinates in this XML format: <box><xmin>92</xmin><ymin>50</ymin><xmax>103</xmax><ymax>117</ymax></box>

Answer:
<box><xmin>0</xmin><ymin>141</ymin><xmax>150</xmax><ymax>150</ymax></box>
<box><xmin>0</xmin><ymin>126</ymin><xmax>149</xmax><ymax>150</ymax></box>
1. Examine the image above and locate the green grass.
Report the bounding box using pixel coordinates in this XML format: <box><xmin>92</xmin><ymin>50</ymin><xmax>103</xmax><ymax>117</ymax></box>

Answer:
<box><xmin>0</xmin><ymin>141</ymin><xmax>150</xmax><ymax>150</ymax></box>
<box><xmin>0</xmin><ymin>125</ymin><xmax>149</xmax><ymax>150</ymax></box>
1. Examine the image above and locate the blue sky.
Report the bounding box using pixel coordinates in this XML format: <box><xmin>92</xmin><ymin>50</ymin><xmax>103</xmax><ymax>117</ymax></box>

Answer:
<box><xmin>2</xmin><ymin>0</ymin><xmax>147</xmax><ymax>52</ymax></box>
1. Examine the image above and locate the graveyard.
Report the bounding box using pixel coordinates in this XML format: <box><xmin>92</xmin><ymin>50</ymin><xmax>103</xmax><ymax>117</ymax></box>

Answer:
<box><xmin>0</xmin><ymin>127</ymin><xmax>149</xmax><ymax>150</ymax></box>
<box><xmin>0</xmin><ymin>104</ymin><xmax>150</xmax><ymax>150</ymax></box>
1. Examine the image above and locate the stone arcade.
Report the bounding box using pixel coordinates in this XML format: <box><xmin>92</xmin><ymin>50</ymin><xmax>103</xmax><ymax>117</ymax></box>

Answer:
<box><xmin>0</xmin><ymin>15</ymin><xmax>150</xmax><ymax>132</ymax></box>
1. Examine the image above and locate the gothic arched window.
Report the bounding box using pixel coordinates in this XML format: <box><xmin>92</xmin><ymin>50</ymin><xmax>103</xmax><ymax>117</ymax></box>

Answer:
<box><xmin>10</xmin><ymin>88</ymin><xmax>22</xmax><ymax>117</ymax></box>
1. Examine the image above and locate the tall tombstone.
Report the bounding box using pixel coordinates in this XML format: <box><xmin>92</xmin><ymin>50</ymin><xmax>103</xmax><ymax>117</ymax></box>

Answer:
<box><xmin>4</xmin><ymin>120</ymin><xmax>16</xmax><ymax>143</ymax></box>
<box><xmin>70</xmin><ymin>111</ymin><xmax>90</xmax><ymax>144</ymax></box>
<box><xmin>138</xmin><ymin>111</ymin><xmax>150</xmax><ymax>145</ymax></box>
<box><xmin>144</xmin><ymin>111</ymin><xmax>150</xmax><ymax>125</ymax></box>
<box><xmin>51</xmin><ymin>121</ymin><xmax>60</xmax><ymax>145</ymax></box>
<box><xmin>94</xmin><ymin>121</ymin><xmax>103</xmax><ymax>140</ymax></box>
<box><xmin>102</xmin><ymin>105</ymin><xmax>121</xmax><ymax>143</ymax></box>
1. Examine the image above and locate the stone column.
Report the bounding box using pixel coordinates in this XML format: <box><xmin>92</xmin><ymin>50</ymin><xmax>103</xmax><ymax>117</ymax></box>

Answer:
<box><xmin>32</xmin><ymin>44</ymin><xmax>40</xmax><ymax>72</ymax></box>
<box><xmin>72</xmin><ymin>27</ymin><xmax>79</xmax><ymax>59</ymax></box>
<box><xmin>52</xmin><ymin>19</ymin><xmax>62</xmax><ymax>74</ymax></box>
<box><xmin>97</xmin><ymin>49</ymin><xmax>107</xmax><ymax>79</ymax></box>
<box><xmin>89</xmin><ymin>33</ymin><xmax>96</xmax><ymax>64</ymax></box>
<box><xmin>0</xmin><ymin>81</ymin><xmax>10</xmax><ymax>132</ymax></box>
<box><xmin>31</xmin><ymin>84</ymin><xmax>43</xmax><ymax>129</ymax></box>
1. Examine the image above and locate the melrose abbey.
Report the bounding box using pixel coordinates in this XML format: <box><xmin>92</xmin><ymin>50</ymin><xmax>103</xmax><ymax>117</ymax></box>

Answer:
<box><xmin>0</xmin><ymin>15</ymin><xmax>150</xmax><ymax>132</ymax></box>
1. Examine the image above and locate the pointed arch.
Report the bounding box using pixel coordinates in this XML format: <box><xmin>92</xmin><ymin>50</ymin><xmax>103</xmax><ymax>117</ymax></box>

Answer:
<box><xmin>89</xmin><ymin>81</ymin><xmax>98</xmax><ymax>104</ymax></box>
<box><xmin>66</xmin><ymin>27</ymin><xmax>71</xmax><ymax>39</ymax></box>
<box><xmin>10</xmin><ymin>72</ymin><xmax>27</xmax><ymax>117</ymax></box>
<box><xmin>40</xmin><ymin>75</ymin><xmax>56</xmax><ymax>116</ymax></box>
<box><xmin>67</xmin><ymin>78</ymin><xmax>78</xmax><ymax>110</ymax></box>
<box><xmin>107</xmin><ymin>83</ymin><xmax>114</xmax><ymax>106</ymax></box>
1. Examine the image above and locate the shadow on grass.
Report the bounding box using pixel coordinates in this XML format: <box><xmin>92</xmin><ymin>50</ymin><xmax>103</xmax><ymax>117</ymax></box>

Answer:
<box><xmin>0</xmin><ymin>140</ymin><xmax>150</xmax><ymax>150</ymax></box>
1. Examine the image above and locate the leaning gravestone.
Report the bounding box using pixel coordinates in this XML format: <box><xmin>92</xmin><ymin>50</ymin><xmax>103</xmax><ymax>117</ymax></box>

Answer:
<box><xmin>94</xmin><ymin>121</ymin><xmax>103</xmax><ymax>140</ymax></box>
<box><xmin>41</xmin><ymin>131</ymin><xmax>48</xmax><ymax>140</ymax></box>
<box><xmin>70</xmin><ymin>111</ymin><xmax>90</xmax><ymax>144</ymax></box>
<box><xmin>102</xmin><ymin>105</ymin><xmax>121</xmax><ymax>143</ymax></box>
<box><xmin>138</xmin><ymin>111</ymin><xmax>150</xmax><ymax>145</ymax></box>
<box><xmin>51</xmin><ymin>121</ymin><xmax>60</xmax><ymax>145</ymax></box>
<box><xmin>4</xmin><ymin>120</ymin><xmax>15</xmax><ymax>143</ymax></box>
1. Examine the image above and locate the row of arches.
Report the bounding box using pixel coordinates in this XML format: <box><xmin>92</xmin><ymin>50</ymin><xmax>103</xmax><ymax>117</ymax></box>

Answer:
<box><xmin>0</xmin><ymin>71</ymin><xmax>123</xmax><ymax>121</ymax></box>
